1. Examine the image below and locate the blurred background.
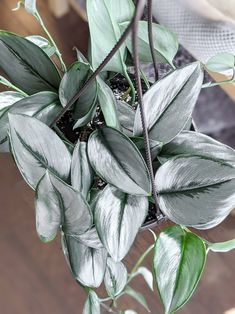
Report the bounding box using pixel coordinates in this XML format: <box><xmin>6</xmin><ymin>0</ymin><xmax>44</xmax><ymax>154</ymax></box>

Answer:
<box><xmin>0</xmin><ymin>0</ymin><xmax>235</xmax><ymax>313</ymax></box>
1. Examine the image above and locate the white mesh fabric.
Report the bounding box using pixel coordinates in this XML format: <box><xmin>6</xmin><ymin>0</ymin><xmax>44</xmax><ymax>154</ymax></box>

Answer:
<box><xmin>152</xmin><ymin>0</ymin><xmax>235</xmax><ymax>63</ymax></box>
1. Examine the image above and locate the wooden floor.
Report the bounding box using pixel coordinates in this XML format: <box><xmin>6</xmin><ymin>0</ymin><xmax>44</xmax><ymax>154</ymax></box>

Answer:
<box><xmin>0</xmin><ymin>1</ymin><xmax>235</xmax><ymax>313</ymax></box>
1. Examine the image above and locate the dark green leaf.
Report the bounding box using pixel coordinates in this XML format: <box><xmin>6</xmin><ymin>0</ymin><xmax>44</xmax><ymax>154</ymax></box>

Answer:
<box><xmin>26</xmin><ymin>35</ymin><xmax>56</xmax><ymax>57</ymax></box>
<box><xmin>153</xmin><ymin>226</ymin><xmax>206</xmax><ymax>314</ymax></box>
<box><xmin>125</xmin><ymin>286</ymin><xmax>150</xmax><ymax>312</ymax></box>
<box><xmin>159</xmin><ymin>131</ymin><xmax>235</xmax><ymax>166</ymax></box>
<box><xmin>35</xmin><ymin>172</ymin><xmax>92</xmax><ymax>242</ymax></box>
<box><xmin>0</xmin><ymin>31</ymin><xmax>61</xmax><ymax>94</ymax></box>
<box><xmin>131</xmin><ymin>137</ymin><xmax>162</xmax><ymax>160</ymax></box>
<box><xmin>94</xmin><ymin>185</ymin><xmax>148</xmax><ymax>261</ymax></box>
<box><xmin>87</xmin><ymin>127</ymin><xmax>151</xmax><ymax>196</ymax></box>
<box><xmin>71</xmin><ymin>140</ymin><xmax>93</xmax><ymax>198</ymax></box>
<box><xmin>59</xmin><ymin>61</ymin><xmax>97</xmax><ymax>121</ymax></box>
<box><xmin>8</xmin><ymin>114</ymin><xmax>71</xmax><ymax>189</ymax></box>
<box><xmin>83</xmin><ymin>290</ymin><xmax>100</xmax><ymax>314</ymax></box>
<box><xmin>120</xmin><ymin>21</ymin><xmax>178</xmax><ymax>66</ymax></box>
<box><xmin>104</xmin><ymin>257</ymin><xmax>128</xmax><ymax>298</ymax></box>
<box><xmin>134</xmin><ymin>63</ymin><xmax>203</xmax><ymax>144</ymax></box>
<box><xmin>156</xmin><ymin>156</ymin><xmax>235</xmax><ymax>229</ymax></box>
<box><xmin>63</xmin><ymin>235</ymin><xmax>107</xmax><ymax>288</ymax></box>
<box><xmin>208</xmin><ymin>238</ymin><xmax>235</xmax><ymax>253</ymax></box>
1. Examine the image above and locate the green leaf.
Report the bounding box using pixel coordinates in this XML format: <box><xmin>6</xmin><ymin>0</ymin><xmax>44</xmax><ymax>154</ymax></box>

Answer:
<box><xmin>87</xmin><ymin>0</ymin><xmax>128</xmax><ymax>74</ymax></box>
<box><xmin>104</xmin><ymin>257</ymin><xmax>128</xmax><ymax>298</ymax></box>
<box><xmin>156</xmin><ymin>156</ymin><xmax>235</xmax><ymax>229</ymax></box>
<box><xmin>71</xmin><ymin>140</ymin><xmax>93</xmax><ymax>198</ymax></box>
<box><xmin>134</xmin><ymin>63</ymin><xmax>203</xmax><ymax>144</ymax></box>
<box><xmin>0</xmin><ymin>91</ymin><xmax>25</xmax><ymax>152</ymax></box>
<box><xmin>206</xmin><ymin>53</ymin><xmax>235</xmax><ymax>73</ymax></box>
<box><xmin>131</xmin><ymin>267</ymin><xmax>153</xmax><ymax>291</ymax></box>
<box><xmin>83</xmin><ymin>290</ymin><xmax>100</xmax><ymax>314</ymax></box>
<box><xmin>208</xmin><ymin>238</ymin><xmax>235</xmax><ymax>253</ymax></box>
<box><xmin>87</xmin><ymin>127</ymin><xmax>151</xmax><ymax>196</ymax></box>
<box><xmin>8</xmin><ymin>114</ymin><xmax>71</xmax><ymax>189</ymax></box>
<box><xmin>35</xmin><ymin>172</ymin><xmax>92</xmax><ymax>242</ymax></box>
<box><xmin>63</xmin><ymin>234</ymin><xmax>107</xmax><ymax>288</ymax></box>
<box><xmin>97</xmin><ymin>77</ymin><xmax>120</xmax><ymax>130</ymax></box>
<box><xmin>94</xmin><ymin>185</ymin><xmax>148</xmax><ymax>261</ymax></box>
<box><xmin>159</xmin><ymin>131</ymin><xmax>235</xmax><ymax>166</ymax></box>
<box><xmin>125</xmin><ymin>286</ymin><xmax>150</xmax><ymax>312</ymax></box>
<box><xmin>120</xmin><ymin>21</ymin><xmax>178</xmax><ymax>66</ymax></box>
<box><xmin>131</xmin><ymin>136</ymin><xmax>163</xmax><ymax>160</ymax></box>
<box><xmin>153</xmin><ymin>226</ymin><xmax>206</xmax><ymax>314</ymax></box>
<box><xmin>59</xmin><ymin>61</ymin><xmax>97</xmax><ymax>122</ymax></box>
<box><xmin>0</xmin><ymin>31</ymin><xmax>61</xmax><ymax>94</ymax></box>
<box><xmin>26</xmin><ymin>35</ymin><xmax>56</xmax><ymax>57</ymax></box>
<box><xmin>117</xmin><ymin>100</ymin><xmax>135</xmax><ymax>136</ymax></box>
<box><xmin>24</xmin><ymin>0</ymin><xmax>37</xmax><ymax>14</ymax></box>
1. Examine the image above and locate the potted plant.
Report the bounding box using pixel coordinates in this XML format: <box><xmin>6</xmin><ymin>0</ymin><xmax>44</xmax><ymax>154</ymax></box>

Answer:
<box><xmin>1</xmin><ymin>0</ymin><xmax>235</xmax><ymax>313</ymax></box>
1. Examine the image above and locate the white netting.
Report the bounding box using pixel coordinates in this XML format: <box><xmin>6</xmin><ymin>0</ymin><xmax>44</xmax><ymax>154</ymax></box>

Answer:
<box><xmin>152</xmin><ymin>0</ymin><xmax>235</xmax><ymax>63</ymax></box>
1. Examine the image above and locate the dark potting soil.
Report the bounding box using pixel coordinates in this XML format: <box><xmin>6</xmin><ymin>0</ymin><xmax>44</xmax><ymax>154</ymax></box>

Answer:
<box><xmin>56</xmin><ymin>72</ymin><xmax>160</xmax><ymax>227</ymax></box>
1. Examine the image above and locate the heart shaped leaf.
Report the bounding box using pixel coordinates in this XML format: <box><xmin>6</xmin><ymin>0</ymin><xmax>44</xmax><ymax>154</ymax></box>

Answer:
<box><xmin>35</xmin><ymin>172</ymin><xmax>92</xmax><ymax>242</ymax></box>
<box><xmin>8</xmin><ymin>114</ymin><xmax>71</xmax><ymax>189</ymax></box>
<box><xmin>0</xmin><ymin>31</ymin><xmax>60</xmax><ymax>94</ymax></box>
<box><xmin>62</xmin><ymin>234</ymin><xmax>107</xmax><ymax>288</ymax></box>
<box><xmin>83</xmin><ymin>290</ymin><xmax>100</xmax><ymax>314</ymax></box>
<box><xmin>94</xmin><ymin>185</ymin><xmax>148</xmax><ymax>261</ymax></box>
<box><xmin>104</xmin><ymin>257</ymin><xmax>128</xmax><ymax>298</ymax></box>
<box><xmin>59</xmin><ymin>61</ymin><xmax>97</xmax><ymax>122</ymax></box>
<box><xmin>134</xmin><ymin>63</ymin><xmax>203</xmax><ymax>144</ymax></box>
<box><xmin>156</xmin><ymin>156</ymin><xmax>235</xmax><ymax>229</ymax></box>
<box><xmin>71</xmin><ymin>140</ymin><xmax>93</xmax><ymax>198</ymax></box>
<box><xmin>206</xmin><ymin>52</ymin><xmax>235</xmax><ymax>73</ymax></box>
<box><xmin>88</xmin><ymin>127</ymin><xmax>151</xmax><ymax>196</ymax></box>
<box><xmin>159</xmin><ymin>130</ymin><xmax>235</xmax><ymax>166</ymax></box>
<box><xmin>153</xmin><ymin>225</ymin><xmax>206</xmax><ymax>314</ymax></box>
<box><xmin>120</xmin><ymin>21</ymin><xmax>178</xmax><ymax>66</ymax></box>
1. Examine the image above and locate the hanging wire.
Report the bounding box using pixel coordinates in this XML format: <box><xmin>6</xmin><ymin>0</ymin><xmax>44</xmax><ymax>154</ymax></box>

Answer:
<box><xmin>147</xmin><ymin>0</ymin><xmax>159</xmax><ymax>81</ymax></box>
<box><xmin>132</xmin><ymin>0</ymin><xmax>162</xmax><ymax>220</ymax></box>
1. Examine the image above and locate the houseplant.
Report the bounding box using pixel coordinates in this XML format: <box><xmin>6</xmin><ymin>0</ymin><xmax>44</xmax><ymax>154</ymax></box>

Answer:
<box><xmin>1</xmin><ymin>0</ymin><xmax>235</xmax><ymax>313</ymax></box>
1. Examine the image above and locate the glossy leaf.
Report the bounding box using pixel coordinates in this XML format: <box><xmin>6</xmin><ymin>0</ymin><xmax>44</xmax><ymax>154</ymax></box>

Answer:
<box><xmin>104</xmin><ymin>257</ymin><xmax>128</xmax><ymax>298</ymax></box>
<box><xmin>208</xmin><ymin>238</ymin><xmax>235</xmax><ymax>253</ymax></box>
<box><xmin>59</xmin><ymin>61</ymin><xmax>97</xmax><ymax>120</ymax></box>
<box><xmin>131</xmin><ymin>267</ymin><xmax>153</xmax><ymax>291</ymax></box>
<box><xmin>87</xmin><ymin>0</ymin><xmax>127</xmax><ymax>73</ymax></box>
<box><xmin>117</xmin><ymin>100</ymin><xmax>135</xmax><ymax>136</ymax></box>
<box><xmin>156</xmin><ymin>156</ymin><xmax>235</xmax><ymax>229</ymax></box>
<box><xmin>97</xmin><ymin>77</ymin><xmax>120</xmax><ymax>130</ymax></box>
<box><xmin>125</xmin><ymin>286</ymin><xmax>150</xmax><ymax>312</ymax></box>
<box><xmin>94</xmin><ymin>185</ymin><xmax>148</xmax><ymax>261</ymax></box>
<box><xmin>134</xmin><ymin>63</ymin><xmax>203</xmax><ymax>144</ymax></box>
<box><xmin>8</xmin><ymin>114</ymin><xmax>71</xmax><ymax>189</ymax></box>
<box><xmin>71</xmin><ymin>140</ymin><xmax>93</xmax><ymax>198</ymax></box>
<box><xmin>63</xmin><ymin>235</ymin><xmax>107</xmax><ymax>288</ymax></box>
<box><xmin>120</xmin><ymin>21</ymin><xmax>178</xmax><ymax>66</ymax></box>
<box><xmin>88</xmin><ymin>127</ymin><xmax>151</xmax><ymax>196</ymax></box>
<box><xmin>26</xmin><ymin>35</ymin><xmax>56</xmax><ymax>57</ymax></box>
<box><xmin>159</xmin><ymin>131</ymin><xmax>235</xmax><ymax>166</ymax></box>
<box><xmin>83</xmin><ymin>290</ymin><xmax>100</xmax><ymax>314</ymax></box>
<box><xmin>0</xmin><ymin>31</ymin><xmax>60</xmax><ymax>94</ymax></box>
<box><xmin>153</xmin><ymin>226</ymin><xmax>206</xmax><ymax>314</ymax></box>
<box><xmin>35</xmin><ymin>172</ymin><xmax>92</xmax><ymax>242</ymax></box>
<box><xmin>206</xmin><ymin>53</ymin><xmax>235</xmax><ymax>73</ymax></box>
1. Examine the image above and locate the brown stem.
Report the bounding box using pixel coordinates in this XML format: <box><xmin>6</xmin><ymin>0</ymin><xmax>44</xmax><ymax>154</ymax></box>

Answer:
<box><xmin>147</xmin><ymin>0</ymin><xmax>158</xmax><ymax>81</ymax></box>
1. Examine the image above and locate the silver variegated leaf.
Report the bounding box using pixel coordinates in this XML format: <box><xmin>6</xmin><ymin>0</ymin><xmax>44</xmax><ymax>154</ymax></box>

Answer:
<box><xmin>117</xmin><ymin>100</ymin><xmax>135</xmax><ymax>136</ymax></box>
<box><xmin>94</xmin><ymin>185</ymin><xmax>148</xmax><ymax>261</ymax></box>
<box><xmin>24</xmin><ymin>0</ymin><xmax>37</xmax><ymax>14</ymax></box>
<box><xmin>71</xmin><ymin>140</ymin><xmax>93</xmax><ymax>198</ymax></box>
<box><xmin>35</xmin><ymin>172</ymin><xmax>92</xmax><ymax>242</ymax></box>
<box><xmin>159</xmin><ymin>130</ymin><xmax>235</xmax><ymax>166</ymax></box>
<box><xmin>153</xmin><ymin>226</ymin><xmax>206</xmax><ymax>314</ymax></box>
<box><xmin>104</xmin><ymin>257</ymin><xmax>128</xmax><ymax>298</ymax></box>
<box><xmin>26</xmin><ymin>35</ymin><xmax>56</xmax><ymax>57</ymax></box>
<box><xmin>87</xmin><ymin>127</ymin><xmax>151</xmax><ymax>196</ymax></box>
<box><xmin>156</xmin><ymin>156</ymin><xmax>235</xmax><ymax>229</ymax></box>
<box><xmin>71</xmin><ymin>227</ymin><xmax>103</xmax><ymax>249</ymax></box>
<box><xmin>8</xmin><ymin>114</ymin><xmax>71</xmax><ymax>189</ymax></box>
<box><xmin>83</xmin><ymin>290</ymin><xmax>100</xmax><ymax>314</ymax></box>
<box><xmin>134</xmin><ymin>63</ymin><xmax>203</xmax><ymax>144</ymax></box>
<box><xmin>63</xmin><ymin>235</ymin><xmax>108</xmax><ymax>288</ymax></box>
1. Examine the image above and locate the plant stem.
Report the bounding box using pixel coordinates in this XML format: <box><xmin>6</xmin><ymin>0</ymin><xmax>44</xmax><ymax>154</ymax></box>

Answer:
<box><xmin>139</xmin><ymin>67</ymin><xmax>150</xmax><ymax>89</ymax></box>
<box><xmin>34</xmin><ymin>13</ymin><xmax>67</xmax><ymax>72</ymax></box>
<box><xmin>132</xmin><ymin>0</ymin><xmax>162</xmax><ymax>219</ymax></box>
<box><xmin>124</xmin><ymin>69</ymin><xmax>136</xmax><ymax>106</ymax></box>
<box><xmin>0</xmin><ymin>76</ymin><xmax>27</xmax><ymax>96</ymax></box>
<box><xmin>129</xmin><ymin>244</ymin><xmax>154</xmax><ymax>278</ymax></box>
<box><xmin>147</xmin><ymin>0</ymin><xmax>158</xmax><ymax>81</ymax></box>
<box><xmin>202</xmin><ymin>68</ymin><xmax>235</xmax><ymax>88</ymax></box>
